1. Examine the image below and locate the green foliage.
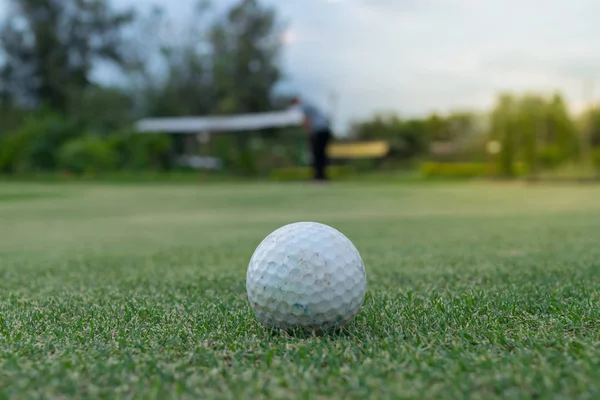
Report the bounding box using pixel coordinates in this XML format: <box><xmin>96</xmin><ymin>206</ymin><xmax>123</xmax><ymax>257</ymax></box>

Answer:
<box><xmin>206</xmin><ymin>130</ymin><xmax>305</xmax><ymax>176</ymax></box>
<box><xmin>353</xmin><ymin>111</ymin><xmax>484</xmax><ymax>166</ymax></box>
<box><xmin>546</xmin><ymin>94</ymin><xmax>579</xmax><ymax>159</ymax></box>
<box><xmin>515</xmin><ymin>94</ymin><xmax>546</xmax><ymax>173</ymax></box>
<box><xmin>348</xmin><ymin>159</ymin><xmax>378</xmax><ymax>172</ymax></box>
<box><xmin>352</xmin><ymin>114</ymin><xmax>428</xmax><ymax>160</ymax></box>
<box><xmin>208</xmin><ymin>136</ymin><xmax>260</xmax><ymax>176</ymax></box>
<box><xmin>536</xmin><ymin>146</ymin><xmax>564</xmax><ymax>170</ymax></box>
<box><xmin>67</xmin><ymin>86</ymin><xmax>136</xmax><ymax>132</ymax></box>
<box><xmin>490</xmin><ymin>94</ymin><xmax>519</xmax><ymax>177</ymax></box>
<box><xmin>2</xmin><ymin>0</ymin><xmax>597</xmax><ymax>181</ymax></box>
<box><xmin>0</xmin><ymin>107</ymin><xmax>27</xmax><ymax>136</ymax></box>
<box><xmin>490</xmin><ymin>92</ymin><xmax>578</xmax><ymax>176</ymax></box>
<box><xmin>0</xmin><ymin>128</ymin><xmax>30</xmax><ymax>173</ymax></box>
<box><xmin>443</xmin><ymin>111</ymin><xmax>483</xmax><ymax>143</ymax></box>
<box><xmin>425</xmin><ymin>113</ymin><xmax>446</xmax><ymax>141</ymax></box>
<box><xmin>0</xmin><ymin>0</ymin><xmax>136</xmax><ymax>111</ymax></box>
<box><xmin>420</xmin><ymin>162</ymin><xmax>527</xmax><ymax>179</ymax></box>
<box><xmin>421</xmin><ymin>162</ymin><xmax>492</xmax><ymax>179</ymax></box>
<box><xmin>57</xmin><ymin>136</ymin><xmax>117</xmax><ymax>175</ymax></box>
<box><xmin>235</xmin><ymin>147</ymin><xmax>259</xmax><ymax>176</ymax></box>
<box><xmin>138</xmin><ymin>0</ymin><xmax>284</xmax><ymax>118</ymax></box>
<box><xmin>269</xmin><ymin>166</ymin><xmax>355</xmax><ymax>181</ymax></box>
<box><xmin>109</xmin><ymin>131</ymin><xmax>173</xmax><ymax>171</ymax></box>
<box><xmin>580</xmin><ymin>106</ymin><xmax>600</xmax><ymax>150</ymax></box>
<box><xmin>591</xmin><ymin>148</ymin><xmax>600</xmax><ymax>171</ymax></box>
<box><xmin>0</xmin><ymin>0</ymin><xmax>288</xmax><ymax>178</ymax></box>
<box><xmin>135</xmin><ymin>3</ymin><xmax>216</xmax><ymax>117</ymax></box>
<box><xmin>0</xmin><ymin>111</ymin><xmax>79</xmax><ymax>173</ymax></box>
<box><xmin>211</xmin><ymin>135</ymin><xmax>238</xmax><ymax>168</ymax></box>
<box><xmin>0</xmin><ymin>118</ymin><xmax>175</xmax><ymax>175</ymax></box>
<box><xmin>209</xmin><ymin>0</ymin><xmax>283</xmax><ymax>114</ymax></box>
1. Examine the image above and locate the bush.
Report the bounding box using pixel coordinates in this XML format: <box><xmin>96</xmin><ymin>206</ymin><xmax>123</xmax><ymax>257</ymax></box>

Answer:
<box><xmin>0</xmin><ymin>107</ymin><xmax>27</xmax><ymax>136</ymax></box>
<box><xmin>108</xmin><ymin>131</ymin><xmax>173</xmax><ymax>171</ymax></box>
<box><xmin>347</xmin><ymin>158</ymin><xmax>379</xmax><ymax>172</ymax></box>
<box><xmin>0</xmin><ymin>111</ymin><xmax>79</xmax><ymax>173</ymax></box>
<box><xmin>269</xmin><ymin>166</ymin><xmax>355</xmax><ymax>181</ymax></box>
<box><xmin>420</xmin><ymin>162</ymin><xmax>527</xmax><ymax>179</ymax></box>
<box><xmin>0</xmin><ymin>119</ymin><xmax>174</xmax><ymax>175</ymax></box>
<box><xmin>235</xmin><ymin>148</ymin><xmax>259</xmax><ymax>176</ymax></box>
<box><xmin>591</xmin><ymin>148</ymin><xmax>600</xmax><ymax>171</ymax></box>
<box><xmin>537</xmin><ymin>146</ymin><xmax>564</xmax><ymax>169</ymax></box>
<box><xmin>57</xmin><ymin>136</ymin><xmax>118</xmax><ymax>175</ymax></box>
<box><xmin>0</xmin><ymin>130</ymin><xmax>31</xmax><ymax>173</ymax></box>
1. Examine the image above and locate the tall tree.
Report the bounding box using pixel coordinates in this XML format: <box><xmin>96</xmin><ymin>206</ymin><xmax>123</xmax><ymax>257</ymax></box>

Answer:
<box><xmin>582</xmin><ymin>106</ymin><xmax>600</xmax><ymax>147</ymax></box>
<box><xmin>490</xmin><ymin>93</ymin><xmax>519</xmax><ymax>176</ymax></box>
<box><xmin>545</xmin><ymin>93</ymin><xmax>578</xmax><ymax>160</ymax></box>
<box><xmin>139</xmin><ymin>0</ymin><xmax>285</xmax><ymax>117</ymax></box>
<box><xmin>134</xmin><ymin>2</ymin><xmax>216</xmax><ymax>117</ymax></box>
<box><xmin>351</xmin><ymin>113</ymin><xmax>428</xmax><ymax>160</ymax></box>
<box><xmin>0</xmin><ymin>0</ymin><xmax>136</xmax><ymax>111</ymax></box>
<box><xmin>208</xmin><ymin>0</ymin><xmax>284</xmax><ymax>114</ymax></box>
<box><xmin>516</xmin><ymin>94</ymin><xmax>546</xmax><ymax>173</ymax></box>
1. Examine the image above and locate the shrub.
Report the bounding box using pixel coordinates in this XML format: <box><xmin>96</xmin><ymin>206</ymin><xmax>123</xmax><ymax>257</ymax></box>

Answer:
<box><xmin>235</xmin><ymin>148</ymin><xmax>259</xmax><ymax>176</ymax></box>
<box><xmin>347</xmin><ymin>159</ymin><xmax>378</xmax><ymax>172</ymax></box>
<box><xmin>109</xmin><ymin>131</ymin><xmax>173</xmax><ymax>171</ymax></box>
<box><xmin>591</xmin><ymin>148</ymin><xmax>600</xmax><ymax>171</ymax></box>
<box><xmin>0</xmin><ymin>111</ymin><xmax>79</xmax><ymax>173</ymax></box>
<box><xmin>269</xmin><ymin>166</ymin><xmax>355</xmax><ymax>181</ymax></box>
<box><xmin>421</xmin><ymin>162</ymin><xmax>489</xmax><ymax>178</ymax></box>
<box><xmin>57</xmin><ymin>136</ymin><xmax>118</xmax><ymax>175</ymax></box>
<box><xmin>420</xmin><ymin>162</ymin><xmax>527</xmax><ymax>179</ymax></box>
<box><xmin>0</xmin><ymin>107</ymin><xmax>27</xmax><ymax>137</ymax></box>
<box><xmin>0</xmin><ymin>131</ymin><xmax>31</xmax><ymax>173</ymax></box>
<box><xmin>537</xmin><ymin>146</ymin><xmax>564</xmax><ymax>169</ymax></box>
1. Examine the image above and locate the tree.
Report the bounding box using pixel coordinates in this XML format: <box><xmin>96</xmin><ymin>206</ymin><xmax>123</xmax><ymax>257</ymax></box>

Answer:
<box><xmin>137</xmin><ymin>0</ymin><xmax>285</xmax><ymax>118</ymax></box>
<box><xmin>444</xmin><ymin>111</ymin><xmax>482</xmax><ymax>143</ymax></box>
<box><xmin>0</xmin><ymin>0</ymin><xmax>136</xmax><ymax>111</ymax></box>
<box><xmin>582</xmin><ymin>106</ymin><xmax>600</xmax><ymax>148</ymax></box>
<box><xmin>67</xmin><ymin>85</ymin><xmax>135</xmax><ymax>132</ymax></box>
<box><xmin>489</xmin><ymin>92</ymin><xmax>579</xmax><ymax>175</ymax></box>
<box><xmin>351</xmin><ymin>113</ymin><xmax>428</xmax><ymax>160</ymax></box>
<box><xmin>545</xmin><ymin>93</ymin><xmax>578</xmax><ymax>160</ymax></box>
<box><xmin>131</xmin><ymin>2</ymin><xmax>216</xmax><ymax>117</ymax></box>
<box><xmin>490</xmin><ymin>93</ymin><xmax>519</xmax><ymax>176</ymax></box>
<box><xmin>425</xmin><ymin>113</ymin><xmax>446</xmax><ymax>141</ymax></box>
<box><xmin>208</xmin><ymin>0</ymin><xmax>284</xmax><ymax>114</ymax></box>
<box><xmin>515</xmin><ymin>94</ymin><xmax>546</xmax><ymax>173</ymax></box>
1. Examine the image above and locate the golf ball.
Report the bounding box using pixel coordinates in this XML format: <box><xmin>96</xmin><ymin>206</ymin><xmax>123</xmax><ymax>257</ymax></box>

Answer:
<box><xmin>246</xmin><ymin>222</ymin><xmax>367</xmax><ymax>332</ymax></box>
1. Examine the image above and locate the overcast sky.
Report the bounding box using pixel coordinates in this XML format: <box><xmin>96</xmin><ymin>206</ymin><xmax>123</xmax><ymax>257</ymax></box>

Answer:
<box><xmin>5</xmin><ymin>0</ymin><xmax>600</xmax><ymax>131</ymax></box>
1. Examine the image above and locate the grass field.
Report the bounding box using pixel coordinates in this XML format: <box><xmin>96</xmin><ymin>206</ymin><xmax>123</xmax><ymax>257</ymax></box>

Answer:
<box><xmin>1</xmin><ymin>181</ymin><xmax>599</xmax><ymax>399</ymax></box>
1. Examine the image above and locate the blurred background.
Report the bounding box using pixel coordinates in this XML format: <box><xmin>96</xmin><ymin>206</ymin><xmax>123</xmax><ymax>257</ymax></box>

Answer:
<box><xmin>2</xmin><ymin>0</ymin><xmax>600</xmax><ymax>182</ymax></box>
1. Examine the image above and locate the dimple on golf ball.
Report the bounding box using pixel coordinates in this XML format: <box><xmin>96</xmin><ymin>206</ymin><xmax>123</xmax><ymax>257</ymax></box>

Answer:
<box><xmin>246</xmin><ymin>221</ymin><xmax>367</xmax><ymax>332</ymax></box>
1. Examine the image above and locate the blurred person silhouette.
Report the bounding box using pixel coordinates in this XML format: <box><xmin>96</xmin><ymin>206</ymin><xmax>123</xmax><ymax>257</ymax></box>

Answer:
<box><xmin>291</xmin><ymin>97</ymin><xmax>332</xmax><ymax>183</ymax></box>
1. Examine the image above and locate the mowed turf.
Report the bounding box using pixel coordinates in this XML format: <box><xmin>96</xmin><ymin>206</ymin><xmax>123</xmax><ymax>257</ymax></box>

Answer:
<box><xmin>0</xmin><ymin>181</ymin><xmax>599</xmax><ymax>399</ymax></box>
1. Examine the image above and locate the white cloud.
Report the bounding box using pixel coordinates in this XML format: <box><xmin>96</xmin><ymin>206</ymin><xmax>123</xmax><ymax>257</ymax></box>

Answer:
<box><xmin>260</xmin><ymin>0</ymin><xmax>600</xmax><ymax>130</ymax></box>
<box><xmin>83</xmin><ymin>0</ymin><xmax>600</xmax><ymax>130</ymax></box>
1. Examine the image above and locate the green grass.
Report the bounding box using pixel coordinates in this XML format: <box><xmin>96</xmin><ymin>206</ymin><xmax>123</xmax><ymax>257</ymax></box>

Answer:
<box><xmin>0</xmin><ymin>181</ymin><xmax>599</xmax><ymax>399</ymax></box>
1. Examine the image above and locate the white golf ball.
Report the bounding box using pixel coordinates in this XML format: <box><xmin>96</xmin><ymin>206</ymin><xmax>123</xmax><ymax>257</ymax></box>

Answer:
<box><xmin>246</xmin><ymin>221</ymin><xmax>367</xmax><ymax>332</ymax></box>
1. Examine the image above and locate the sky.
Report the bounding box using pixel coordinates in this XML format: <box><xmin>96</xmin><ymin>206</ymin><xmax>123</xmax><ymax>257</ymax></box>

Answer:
<box><xmin>5</xmin><ymin>0</ymin><xmax>600</xmax><ymax>132</ymax></box>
